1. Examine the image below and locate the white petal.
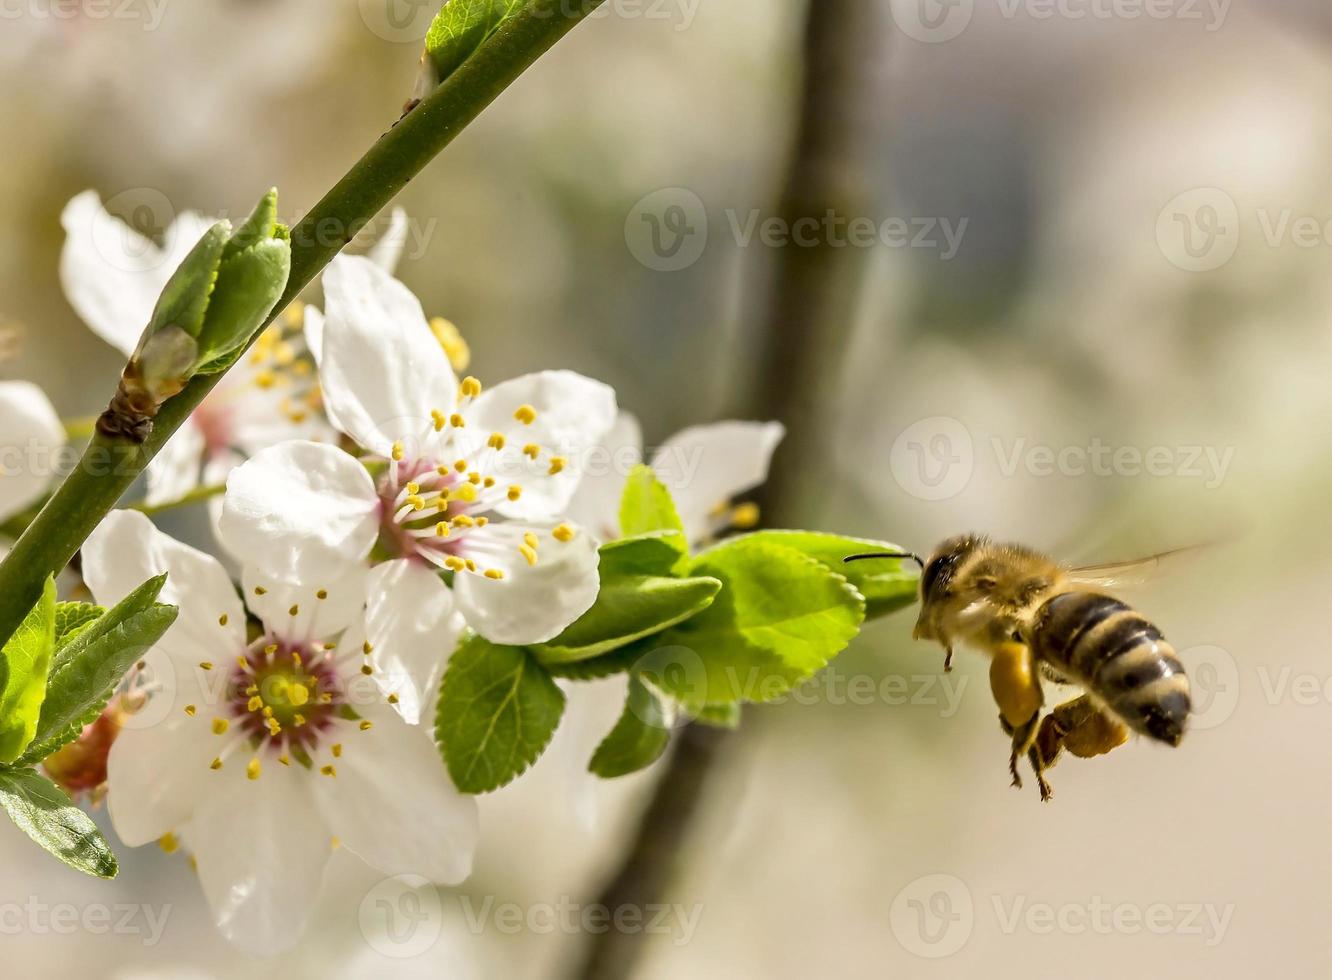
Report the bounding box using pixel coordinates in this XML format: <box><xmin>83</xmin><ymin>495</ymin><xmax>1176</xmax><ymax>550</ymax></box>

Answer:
<box><xmin>106</xmin><ymin>700</ymin><xmax>216</xmax><ymax>847</ymax></box>
<box><xmin>82</xmin><ymin>510</ymin><xmax>246</xmax><ymax>668</ymax></box>
<box><xmin>313</xmin><ymin>705</ymin><xmax>477</xmax><ymax>884</ymax></box>
<box><xmin>143</xmin><ymin>415</ymin><xmax>204</xmax><ymax>507</ymax></box>
<box><xmin>187</xmin><ymin>761</ymin><xmax>331</xmax><ymax>956</ymax></box>
<box><xmin>218</xmin><ymin>441</ymin><xmax>380</xmax><ymax>586</ymax></box>
<box><xmin>561</xmin><ymin>411</ymin><xmax>642</xmax><ymax>542</ymax></box>
<box><xmin>453</xmin><ymin>521</ymin><xmax>601</xmax><ymax>645</ymax></box>
<box><xmin>364</xmin><ymin>560</ymin><xmax>459</xmax><ymax>724</ymax></box>
<box><xmin>650</xmin><ymin>421</ymin><xmax>786</xmax><ymax>544</ymax></box>
<box><xmin>59</xmin><ymin>192</ymin><xmax>217</xmax><ymax>357</ymax></box>
<box><xmin>0</xmin><ymin>381</ymin><xmax>65</xmax><ymax>523</ymax></box>
<box><xmin>302</xmin><ymin>304</ymin><xmax>325</xmax><ymax>365</ymax></box>
<box><xmin>465</xmin><ymin>371</ymin><xmax>618</xmax><ymax>522</ymax></box>
<box><xmin>242</xmin><ymin>563</ymin><xmax>368</xmax><ymax>644</ymax></box>
<box><xmin>366</xmin><ymin>207</ymin><xmax>410</xmax><ymax>274</ymax></box>
<box><xmin>320</xmin><ymin>255</ymin><xmax>457</xmax><ymax>457</ymax></box>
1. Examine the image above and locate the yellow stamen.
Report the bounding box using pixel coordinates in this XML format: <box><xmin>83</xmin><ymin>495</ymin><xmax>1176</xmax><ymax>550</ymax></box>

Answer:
<box><xmin>731</xmin><ymin>502</ymin><xmax>761</xmax><ymax>529</ymax></box>
<box><xmin>199</xmin><ymin>661</ymin><xmax>213</xmax><ymax>671</ymax></box>
<box><xmin>321</xmin><ymin>765</ymin><xmax>337</xmax><ymax>778</ymax></box>
<box><xmin>332</xmin><ymin>744</ymin><xmax>343</xmax><ymax>758</ymax></box>
<box><xmin>246</xmin><ymin>758</ymin><xmax>261</xmax><ymax>781</ymax></box>
<box><xmin>485</xmin><ymin>569</ymin><xmax>505</xmax><ymax>580</ymax></box>
<box><xmin>359</xmin><ymin>720</ymin><xmax>374</xmax><ymax>731</ymax></box>
<box><xmin>218</xmin><ymin>614</ymin><xmax>228</xmax><ymax>627</ymax></box>
<box><xmin>449</xmin><ymin>413</ymin><xmax>465</xmax><ymax>428</ymax></box>
<box><xmin>514</xmin><ymin>404</ymin><xmax>537</xmax><ymax>425</ymax></box>
<box><xmin>487</xmin><ymin>432</ymin><xmax>506</xmax><ymax>450</ymax></box>
<box><xmin>460</xmin><ymin>376</ymin><xmax>482</xmax><ymax>398</ymax></box>
<box><xmin>524</xmin><ymin>532</ymin><xmax>540</xmax><ymax>550</ymax></box>
<box><xmin>553</xmin><ymin>523</ymin><xmax>576</xmax><ymax>543</ymax></box>
<box><xmin>210</xmin><ymin>757</ymin><xmax>223</xmax><ymax>771</ymax></box>
<box><xmin>522</xmin><ymin>443</ymin><xmax>540</xmax><ymax>460</ymax></box>
<box><xmin>548</xmin><ymin>456</ymin><xmax>566</xmax><ymax>476</ymax></box>
<box><xmin>392</xmin><ymin>441</ymin><xmax>405</xmax><ymax>462</ymax></box>
<box><xmin>430</xmin><ymin>317</ymin><xmax>471</xmax><ymax>372</ymax></box>
<box><xmin>158</xmin><ymin>833</ymin><xmax>179</xmax><ymax>855</ymax></box>
<box><xmin>520</xmin><ymin>544</ymin><xmax>539</xmax><ymax>566</ymax></box>
<box><xmin>184</xmin><ymin>704</ymin><xmax>196</xmax><ymax>716</ymax></box>
<box><xmin>508</xmin><ymin>485</ymin><xmax>523</xmax><ymax>502</ymax></box>
<box><xmin>212</xmin><ymin>718</ymin><xmax>229</xmax><ymax>735</ymax></box>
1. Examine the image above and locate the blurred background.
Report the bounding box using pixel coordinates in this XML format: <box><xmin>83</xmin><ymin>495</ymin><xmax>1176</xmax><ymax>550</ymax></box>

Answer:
<box><xmin>2</xmin><ymin>0</ymin><xmax>1331</xmax><ymax>976</ymax></box>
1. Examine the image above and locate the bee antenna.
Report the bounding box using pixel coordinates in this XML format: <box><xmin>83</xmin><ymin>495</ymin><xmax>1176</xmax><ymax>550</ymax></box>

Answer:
<box><xmin>843</xmin><ymin>551</ymin><xmax>924</xmax><ymax>569</ymax></box>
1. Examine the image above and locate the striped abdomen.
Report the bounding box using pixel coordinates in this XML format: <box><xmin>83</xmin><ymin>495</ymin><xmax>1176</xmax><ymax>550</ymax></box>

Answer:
<box><xmin>1029</xmin><ymin>591</ymin><xmax>1190</xmax><ymax>746</ymax></box>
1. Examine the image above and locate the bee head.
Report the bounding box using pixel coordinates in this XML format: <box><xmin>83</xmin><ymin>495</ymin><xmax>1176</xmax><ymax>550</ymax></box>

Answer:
<box><xmin>912</xmin><ymin>534</ymin><xmax>986</xmax><ymax>641</ymax></box>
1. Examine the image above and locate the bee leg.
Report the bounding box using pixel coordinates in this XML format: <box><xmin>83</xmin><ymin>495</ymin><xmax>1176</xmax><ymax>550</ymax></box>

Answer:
<box><xmin>944</xmin><ymin>646</ymin><xmax>954</xmax><ymax>673</ymax></box>
<box><xmin>989</xmin><ymin>641</ymin><xmax>1044</xmax><ymax>793</ymax></box>
<box><xmin>1028</xmin><ymin>696</ymin><xmax>1130</xmax><ymax>800</ymax></box>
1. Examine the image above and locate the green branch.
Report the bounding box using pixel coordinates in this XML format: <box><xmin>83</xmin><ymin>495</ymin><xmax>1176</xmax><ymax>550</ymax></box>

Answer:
<box><xmin>0</xmin><ymin>0</ymin><xmax>606</xmax><ymax>646</ymax></box>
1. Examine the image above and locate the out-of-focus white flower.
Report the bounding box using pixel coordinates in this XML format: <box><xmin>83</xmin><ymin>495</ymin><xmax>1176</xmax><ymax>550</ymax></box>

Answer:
<box><xmin>0</xmin><ymin>380</ymin><xmax>65</xmax><ymax>526</ymax></box>
<box><xmin>220</xmin><ymin>256</ymin><xmax>618</xmax><ymax>652</ymax></box>
<box><xmin>564</xmin><ymin>413</ymin><xmax>785</xmax><ymax>546</ymax></box>
<box><xmin>82</xmin><ymin>510</ymin><xmax>475</xmax><ymax>957</ymax></box>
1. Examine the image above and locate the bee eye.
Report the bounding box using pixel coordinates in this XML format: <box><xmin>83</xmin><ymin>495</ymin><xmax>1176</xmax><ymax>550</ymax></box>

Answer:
<box><xmin>976</xmin><ymin>576</ymin><xmax>997</xmax><ymax>592</ymax></box>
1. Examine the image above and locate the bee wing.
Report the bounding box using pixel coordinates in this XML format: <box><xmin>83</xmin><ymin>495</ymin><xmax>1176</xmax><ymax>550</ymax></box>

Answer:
<box><xmin>1064</xmin><ymin>544</ymin><xmax>1208</xmax><ymax>590</ymax></box>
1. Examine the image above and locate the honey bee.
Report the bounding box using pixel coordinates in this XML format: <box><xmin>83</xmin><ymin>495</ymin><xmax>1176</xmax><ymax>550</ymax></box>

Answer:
<box><xmin>846</xmin><ymin>535</ymin><xmax>1192</xmax><ymax>802</ymax></box>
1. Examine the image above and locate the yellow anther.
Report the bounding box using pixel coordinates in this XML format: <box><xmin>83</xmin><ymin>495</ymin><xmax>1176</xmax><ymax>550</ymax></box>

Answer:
<box><xmin>407</xmin><ymin>495</ymin><xmax>426</xmax><ymax>511</ymax></box>
<box><xmin>387</xmin><ymin>694</ymin><xmax>400</xmax><ymax>705</ymax></box>
<box><xmin>278</xmin><ymin>754</ymin><xmax>291</xmax><ymax>767</ymax></box>
<box><xmin>254</xmin><ymin>586</ymin><xmax>267</xmax><ymax>596</ymax></box>
<box><xmin>432</xmin><ymin>410</ymin><xmax>447</xmax><ymax>432</ymax></box>
<box><xmin>522</xmin><ymin>444</ymin><xmax>540</xmax><ymax>460</ymax></box>
<box><xmin>264</xmin><ymin>644</ymin><xmax>278</xmax><ymax>655</ymax></box>
<box><xmin>246</xmin><ymin>758</ymin><xmax>261</xmax><ymax>781</ymax></box>
<box><xmin>460</xmin><ymin>376</ymin><xmax>482</xmax><ymax>398</ymax></box>
<box><xmin>294</xmin><ymin>713</ymin><xmax>307</xmax><ymax>726</ymax></box>
<box><xmin>318</xmin><ymin>693</ymin><xmax>333</xmax><ymax>705</ymax></box>
<box><xmin>514</xmin><ymin>404</ymin><xmax>537</xmax><ymax>425</ymax></box>
<box><xmin>444</xmin><ymin>556</ymin><xmax>467</xmax><ymax>573</ymax></box>
<box><xmin>266</xmin><ymin>718</ymin><xmax>282</xmax><ymax>736</ymax></box>
<box><xmin>524</xmin><ymin>532</ymin><xmax>540</xmax><ymax>550</ymax></box>
<box><xmin>553</xmin><ymin>523</ymin><xmax>576</xmax><ymax>543</ymax></box>
<box><xmin>452</xmin><ymin>483</ymin><xmax>478</xmax><ymax>503</ymax></box>
<box><xmin>359</xmin><ymin>720</ymin><xmax>373</xmax><ymax>731</ymax></box>
<box><xmin>332</xmin><ymin>744</ymin><xmax>343</xmax><ymax>759</ymax></box>
<box><xmin>289</xmin><ymin>604</ymin><xmax>300</xmax><ymax>617</ymax></box>
<box><xmin>361</xmin><ymin>664</ymin><xmax>373</xmax><ymax>676</ymax></box>
<box><xmin>476</xmin><ymin>516</ymin><xmax>489</xmax><ymax>527</ymax></box>
<box><xmin>454</xmin><ymin>459</ymin><xmax>468</xmax><ymax>473</ymax></box>
<box><xmin>437</xmin><ymin>465</ymin><xmax>451</xmax><ymax>477</ymax></box>
<box><xmin>488</xmin><ymin>432</ymin><xmax>506</xmax><ymax>450</ymax></box>
<box><xmin>485</xmin><ymin>569</ymin><xmax>505</xmax><ymax>581</ymax></box>
<box><xmin>436</xmin><ymin>522</ymin><xmax>451</xmax><ymax>538</ymax></box>
<box><xmin>451</xmin><ymin>514</ymin><xmax>476</xmax><ymax>528</ymax></box>
<box><xmin>363</xmin><ymin>640</ymin><xmax>374</xmax><ymax>655</ymax></box>
<box><xmin>292</xmin><ymin>651</ymin><xmax>303</xmax><ymax>667</ymax></box>
<box><xmin>449</xmin><ymin>413</ymin><xmax>465</xmax><ymax>428</ymax></box>
<box><xmin>508</xmin><ymin>485</ymin><xmax>523</xmax><ymax>502</ymax></box>
<box><xmin>237</xmin><ymin>656</ymin><xmax>250</xmax><ymax>670</ymax></box>
<box><xmin>731</xmin><ymin>502</ymin><xmax>761</xmax><ymax>529</ymax></box>
<box><xmin>247</xmin><ymin>696</ymin><xmax>263</xmax><ymax>712</ymax></box>
<box><xmin>321</xmin><ymin>765</ymin><xmax>337</xmax><ymax>778</ymax></box>
<box><xmin>212</xmin><ymin>718</ymin><xmax>229</xmax><ymax>735</ymax></box>
<box><xmin>246</xmin><ymin>685</ymin><xmax>259</xmax><ymax>696</ymax></box>
<box><xmin>468</xmin><ymin>471</ymin><xmax>481</xmax><ymax>485</ymax></box>
<box><xmin>465</xmin><ymin>559</ymin><xmax>477</xmax><ymax>572</ymax></box>
<box><xmin>406</xmin><ymin>482</ymin><xmax>421</xmax><ymax>495</ymax></box>
<box><xmin>392</xmin><ymin>441</ymin><xmax>405</xmax><ymax>462</ymax></box>
<box><xmin>254</xmin><ymin>370</ymin><xmax>278</xmax><ymax>390</ymax></box>
<box><xmin>210</xmin><ymin>757</ymin><xmax>223</xmax><ymax>771</ymax></box>
<box><xmin>520</xmin><ymin>544</ymin><xmax>539</xmax><ymax>567</ymax></box>
<box><xmin>430</xmin><ymin>317</ymin><xmax>471</xmax><ymax>372</ymax></box>
<box><xmin>199</xmin><ymin>662</ymin><xmax>213</xmax><ymax>671</ymax></box>
<box><xmin>290</xmin><ymin>684</ymin><xmax>310</xmax><ymax>707</ymax></box>
<box><xmin>184</xmin><ymin>704</ymin><xmax>197</xmax><ymax>717</ymax></box>
<box><xmin>548</xmin><ymin>456</ymin><xmax>566</xmax><ymax>476</ymax></box>
<box><xmin>218</xmin><ymin>614</ymin><xmax>228</xmax><ymax>627</ymax></box>
<box><xmin>262</xmin><ymin>706</ymin><xmax>274</xmax><ymax>719</ymax></box>
<box><xmin>483</xmin><ymin>477</ymin><xmax>496</xmax><ymax>488</ymax></box>
<box><xmin>158</xmin><ymin>833</ymin><xmax>179</xmax><ymax>855</ymax></box>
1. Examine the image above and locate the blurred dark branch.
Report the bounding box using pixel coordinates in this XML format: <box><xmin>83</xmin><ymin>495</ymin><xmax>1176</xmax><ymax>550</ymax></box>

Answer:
<box><xmin>570</xmin><ymin>3</ymin><xmax>893</xmax><ymax>979</ymax></box>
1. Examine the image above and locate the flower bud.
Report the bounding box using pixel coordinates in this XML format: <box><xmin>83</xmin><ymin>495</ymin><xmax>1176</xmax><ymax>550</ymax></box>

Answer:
<box><xmin>99</xmin><ymin>189</ymin><xmax>293</xmax><ymax>442</ymax></box>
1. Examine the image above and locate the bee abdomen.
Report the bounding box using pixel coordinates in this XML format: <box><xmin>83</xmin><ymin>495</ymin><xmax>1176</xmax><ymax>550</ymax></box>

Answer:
<box><xmin>1030</xmin><ymin>592</ymin><xmax>1190</xmax><ymax>746</ymax></box>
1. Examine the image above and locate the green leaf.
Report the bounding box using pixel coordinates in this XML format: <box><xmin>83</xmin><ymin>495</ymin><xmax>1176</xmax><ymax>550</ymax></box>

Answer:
<box><xmin>589</xmin><ymin>677</ymin><xmax>671</xmax><ymax>778</ymax></box>
<box><xmin>543</xmin><ymin>645</ymin><xmax>642</xmax><ymax>681</ymax></box>
<box><xmin>48</xmin><ymin>575</ymin><xmax>166</xmax><ymax>678</ymax></box>
<box><xmin>435</xmin><ymin>634</ymin><xmax>565</xmax><ymax>793</ymax></box>
<box><xmin>599</xmin><ymin>531</ymin><xmax>689</xmax><ymax>577</ymax></box>
<box><xmin>639</xmin><ymin>540</ymin><xmax>865</xmax><ymax>708</ymax></box>
<box><xmin>531</xmin><ymin>569</ymin><xmax>721</xmax><ymax>665</ymax></box>
<box><xmin>426</xmin><ymin>0</ymin><xmax>527</xmax><ymax>82</ymax></box>
<box><xmin>0</xmin><ymin>768</ymin><xmax>117</xmax><ymax>878</ymax></box>
<box><xmin>694</xmin><ymin>702</ymin><xmax>741</xmax><ymax>729</ymax></box>
<box><xmin>618</xmin><ymin>465</ymin><xmax>686</xmax><ymax>546</ymax></box>
<box><xmin>0</xmin><ymin>578</ymin><xmax>57</xmax><ymax>763</ymax></box>
<box><xmin>721</xmin><ymin>530</ymin><xmax>920</xmax><ymax>619</ymax></box>
<box><xmin>146</xmin><ymin>221</ymin><xmax>229</xmax><ymax>340</ymax></box>
<box><xmin>24</xmin><ymin>594</ymin><xmax>177</xmax><ymax>766</ymax></box>
<box><xmin>54</xmin><ymin>603</ymin><xmax>105</xmax><ymax>647</ymax></box>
